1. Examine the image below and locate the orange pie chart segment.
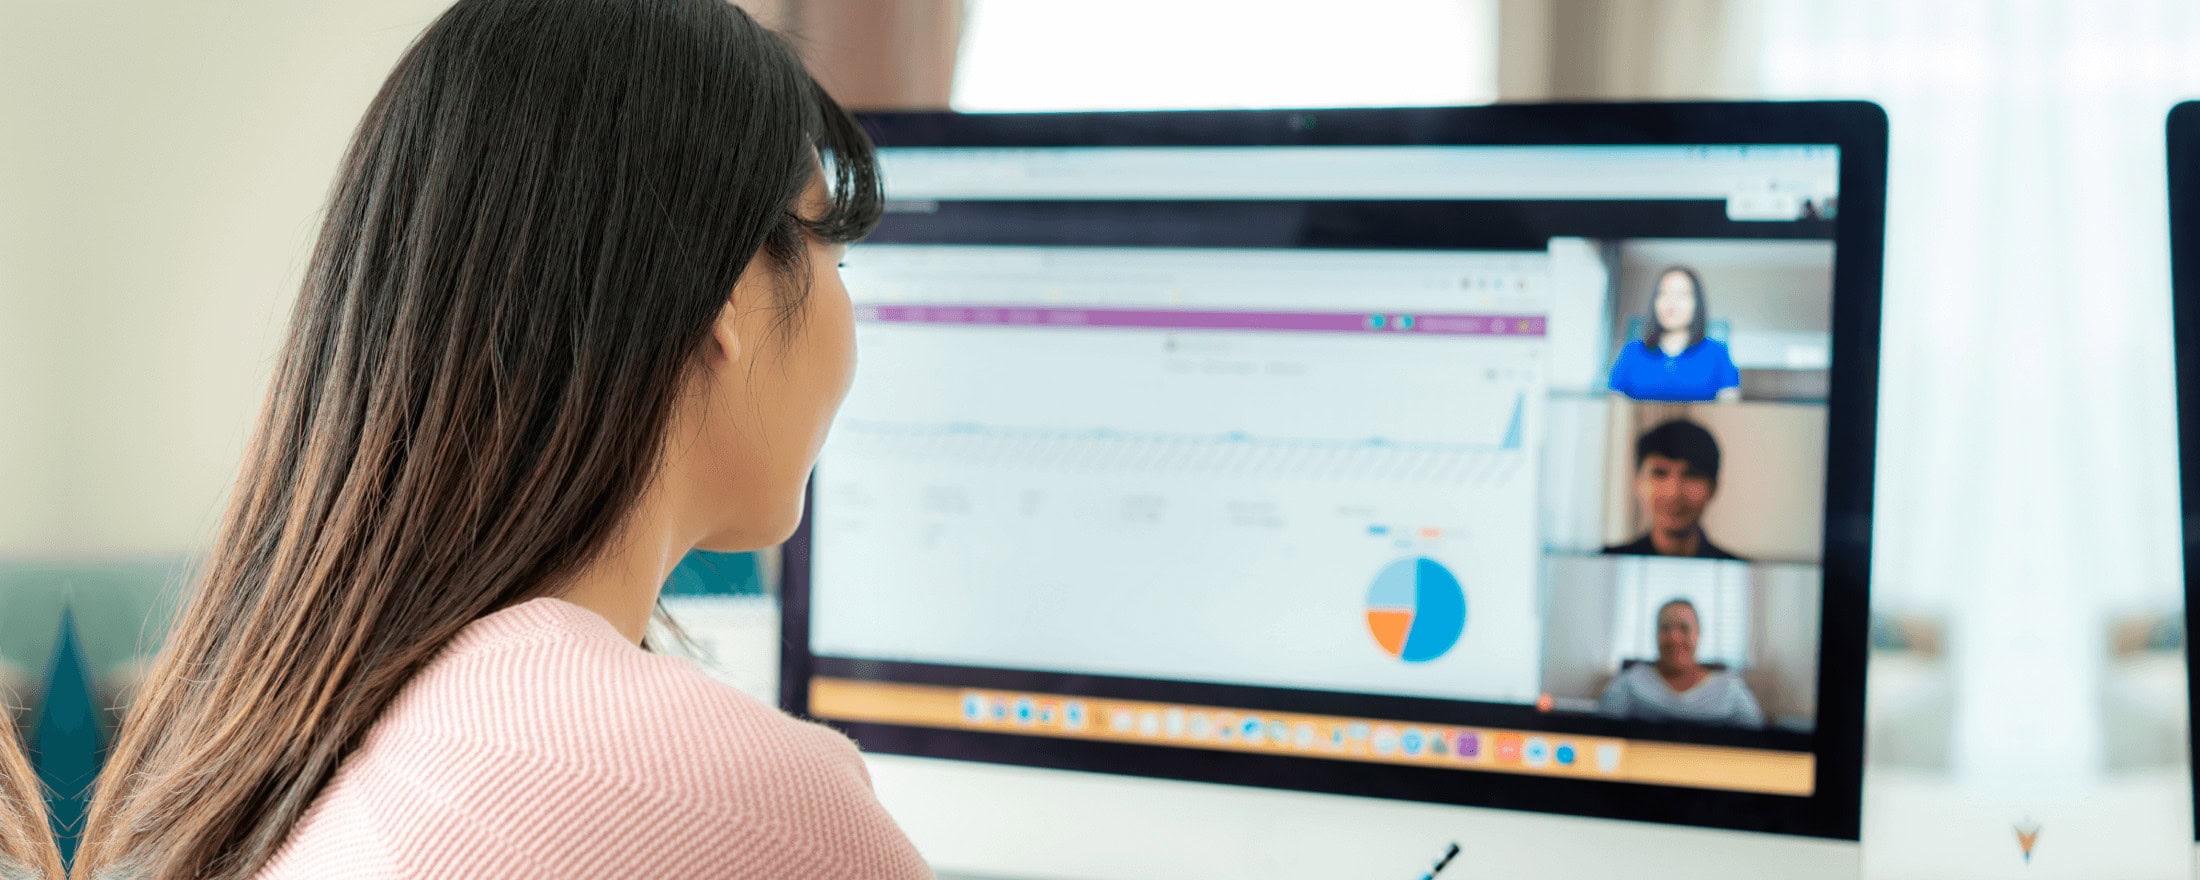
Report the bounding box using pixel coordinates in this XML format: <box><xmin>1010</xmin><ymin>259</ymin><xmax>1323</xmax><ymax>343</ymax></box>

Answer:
<box><xmin>1366</xmin><ymin>609</ymin><xmax>1414</xmax><ymax>657</ymax></box>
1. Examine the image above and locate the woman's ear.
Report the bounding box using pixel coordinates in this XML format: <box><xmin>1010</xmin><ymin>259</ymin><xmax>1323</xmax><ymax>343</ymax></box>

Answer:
<box><xmin>705</xmin><ymin>296</ymin><xmax>741</xmax><ymax>366</ymax></box>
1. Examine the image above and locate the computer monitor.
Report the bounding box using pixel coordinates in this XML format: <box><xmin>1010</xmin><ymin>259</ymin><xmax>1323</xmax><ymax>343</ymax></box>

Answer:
<box><xmin>2167</xmin><ymin>99</ymin><xmax>2200</xmax><ymax>877</ymax></box>
<box><xmin>783</xmin><ymin>103</ymin><xmax>1887</xmax><ymax>880</ymax></box>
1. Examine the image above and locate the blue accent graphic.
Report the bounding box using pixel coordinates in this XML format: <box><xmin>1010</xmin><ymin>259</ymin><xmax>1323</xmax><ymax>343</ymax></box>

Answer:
<box><xmin>1240</xmin><ymin>718</ymin><xmax>1264</xmax><ymax>741</ymax></box>
<box><xmin>1065</xmin><ymin>701</ymin><xmax>1087</xmax><ymax>728</ymax></box>
<box><xmin>1400</xmin><ymin>728</ymin><xmax>1426</xmax><ymax>756</ymax></box>
<box><xmin>1366</xmin><ymin>557</ymin><xmax>1469</xmax><ymax>663</ymax></box>
<box><xmin>1501</xmin><ymin>392</ymin><xmax>1525</xmax><ymax>450</ymax></box>
<box><xmin>1014</xmin><ymin>698</ymin><xmax>1035</xmax><ymax>725</ymax></box>
<box><xmin>1556</xmin><ymin>744</ymin><xmax>1578</xmax><ymax>766</ymax></box>
<box><xmin>962</xmin><ymin>694</ymin><xmax>985</xmax><ymax>722</ymax></box>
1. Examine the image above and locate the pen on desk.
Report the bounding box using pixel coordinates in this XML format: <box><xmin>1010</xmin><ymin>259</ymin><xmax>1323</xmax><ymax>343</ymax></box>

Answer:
<box><xmin>1416</xmin><ymin>842</ymin><xmax>1460</xmax><ymax>880</ymax></box>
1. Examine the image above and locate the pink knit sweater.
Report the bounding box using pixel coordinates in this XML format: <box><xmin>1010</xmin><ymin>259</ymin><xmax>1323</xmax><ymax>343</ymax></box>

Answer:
<box><xmin>257</xmin><ymin>597</ymin><xmax>932</xmax><ymax>879</ymax></box>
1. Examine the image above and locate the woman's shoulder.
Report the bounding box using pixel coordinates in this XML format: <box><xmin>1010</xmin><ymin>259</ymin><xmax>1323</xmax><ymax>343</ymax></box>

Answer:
<box><xmin>1614</xmin><ymin>663</ymin><xmax>1663</xmax><ymax>689</ymax></box>
<box><xmin>380</xmin><ymin>598</ymin><xmax>863</xmax><ymax>787</ymax></box>
<box><xmin>320</xmin><ymin>599</ymin><xmax>925</xmax><ymax>877</ymax></box>
<box><xmin>1706</xmin><ymin>668</ymin><xmax>1753</xmax><ymax>692</ymax></box>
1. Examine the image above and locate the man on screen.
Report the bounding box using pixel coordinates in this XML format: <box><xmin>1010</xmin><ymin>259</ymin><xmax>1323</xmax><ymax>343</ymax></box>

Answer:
<box><xmin>1603</xmin><ymin>419</ymin><xmax>1743</xmax><ymax>561</ymax></box>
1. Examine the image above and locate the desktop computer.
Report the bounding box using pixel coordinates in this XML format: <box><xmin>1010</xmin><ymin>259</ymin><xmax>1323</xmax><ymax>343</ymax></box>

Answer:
<box><xmin>782</xmin><ymin>103</ymin><xmax>1887</xmax><ymax>879</ymax></box>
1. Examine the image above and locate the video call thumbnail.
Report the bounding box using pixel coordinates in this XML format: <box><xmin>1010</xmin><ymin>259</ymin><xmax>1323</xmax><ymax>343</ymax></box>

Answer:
<box><xmin>1531</xmin><ymin>235</ymin><xmax>1831</xmax><ymax>735</ymax></box>
<box><xmin>1537</xmin><ymin>556</ymin><xmax>1823</xmax><ymax>733</ymax></box>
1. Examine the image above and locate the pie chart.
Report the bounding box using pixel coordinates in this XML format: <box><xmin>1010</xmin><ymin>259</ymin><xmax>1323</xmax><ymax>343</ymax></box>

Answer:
<box><xmin>1365</xmin><ymin>557</ymin><xmax>1466</xmax><ymax>663</ymax></box>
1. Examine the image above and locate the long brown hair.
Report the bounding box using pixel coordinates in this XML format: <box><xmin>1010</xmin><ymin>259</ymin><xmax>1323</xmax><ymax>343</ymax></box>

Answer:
<box><xmin>1643</xmin><ymin>265</ymin><xmax>1710</xmax><ymax>351</ymax></box>
<box><xmin>75</xmin><ymin>1</ymin><xmax>881</xmax><ymax>877</ymax></box>
<box><xmin>0</xmin><ymin>709</ymin><xmax>59</xmax><ymax>880</ymax></box>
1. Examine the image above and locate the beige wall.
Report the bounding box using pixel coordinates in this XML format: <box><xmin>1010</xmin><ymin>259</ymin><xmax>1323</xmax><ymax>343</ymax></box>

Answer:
<box><xmin>1498</xmin><ymin>0</ymin><xmax>1760</xmax><ymax>101</ymax></box>
<box><xmin>0</xmin><ymin>6</ymin><xmax>72</xmax><ymax>555</ymax></box>
<box><xmin>0</xmin><ymin>0</ymin><xmax>947</xmax><ymax>560</ymax></box>
<box><xmin>0</xmin><ymin>2</ymin><xmax>456</xmax><ymax>558</ymax></box>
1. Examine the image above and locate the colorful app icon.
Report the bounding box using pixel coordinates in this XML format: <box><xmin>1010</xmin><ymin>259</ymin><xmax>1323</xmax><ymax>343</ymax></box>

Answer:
<box><xmin>1265</xmin><ymin>719</ymin><xmax>1290</xmax><ymax>745</ymax></box>
<box><xmin>1494</xmin><ymin>734</ymin><xmax>1524</xmax><ymax>764</ymax></box>
<box><xmin>1064</xmin><ymin>701</ymin><xmax>1088</xmax><ymax>730</ymax></box>
<box><xmin>962</xmin><ymin>693</ymin><xmax>986</xmax><ymax>723</ymax></box>
<box><xmin>1014</xmin><ymin>698</ymin><xmax>1036</xmax><ymax>726</ymax></box>
<box><xmin>1138</xmin><ymin>710</ymin><xmax>1162</xmax><ymax>737</ymax></box>
<box><xmin>1430</xmin><ymin>731</ymin><xmax>1450</xmax><ymax>757</ymax></box>
<box><xmin>1109</xmin><ymin>708</ymin><xmax>1135</xmax><ymax>733</ymax></box>
<box><xmin>1038</xmin><ymin>703</ymin><xmax>1058</xmax><ymax>725</ymax></box>
<box><xmin>1595</xmin><ymin>744</ymin><xmax>1622</xmax><ymax>774</ymax></box>
<box><xmin>1524</xmin><ymin>737</ymin><xmax>1551</xmax><ymax>768</ymax></box>
<box><xmin>1294</xmin><ymin>722</ymin><xmax>1317</xmax><ymax>749</ymax></box>
<box><xmin>1240</xmin><ymin>717</ymin><xmax>1264</xmax><ymax>742</ymax></box>
<box><xmin>1456</xmin><ymin>731</ymin><xmax>1481</xmax><ymax>760</ymax></box>
<box><xmin>1399</xmin><ymin>728</ymin><xmax>1425</xmax><ymax>757</ymax></box>
<box><xmin>991</xmin><ymin>698</ymin><xmax>1010</xmax><ymax>722</ymax></box>
<box><xmin>1372</xmin><ymin>726</ymin><xmax>1400</xmax><ymax>756</ymax></box>
<box><xmin>1189</xmin><ymin>712</ymin><xmax>1213</xmax><ymax>739</ymax></box>
<box><xmin>1347</xmin><ymin>723</ymin><xmax>1371</xmax><ymax>742</ymax></box>
<box><xmin>1164</xmin><ymin>708</ymin><xmax>1187</xmax><ymax>738</ymax></box>
<box><xmin>1555</xmin><ymin>744</ymin><xmax>1577</xmax><ymax>767</ymax></box>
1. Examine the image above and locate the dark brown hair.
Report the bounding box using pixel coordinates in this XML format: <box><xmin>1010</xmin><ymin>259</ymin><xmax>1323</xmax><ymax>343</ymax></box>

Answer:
<box><xmin>1643</xmin><ymin>265</ymin><xmax>1709</xmax><ymax>351</ymax></box>
<box><xmin>75</xmin><ymin>1</ymin><xmax>881</xmax><ymax>877</ymax></box>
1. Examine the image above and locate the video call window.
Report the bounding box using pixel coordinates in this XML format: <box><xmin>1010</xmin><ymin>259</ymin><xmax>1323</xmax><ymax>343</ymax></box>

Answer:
<box><xmin>1537</xmin><ymin>236</ymin><xmax>1832</xmax><ymax>735</ymax></box>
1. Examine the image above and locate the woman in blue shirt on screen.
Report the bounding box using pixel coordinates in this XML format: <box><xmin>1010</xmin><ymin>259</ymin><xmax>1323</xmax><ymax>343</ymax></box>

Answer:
<box><xmin>1606</xmin><ymin>266</ymin><xmax>1741</xmax><ymax>402</ymax></box>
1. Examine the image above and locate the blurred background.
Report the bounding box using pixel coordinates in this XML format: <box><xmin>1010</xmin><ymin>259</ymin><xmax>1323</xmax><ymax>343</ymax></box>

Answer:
<box><xmin>0</xmin><ymin>0</ymin><xmax>2194</xmax><ymax>874</ymax></box>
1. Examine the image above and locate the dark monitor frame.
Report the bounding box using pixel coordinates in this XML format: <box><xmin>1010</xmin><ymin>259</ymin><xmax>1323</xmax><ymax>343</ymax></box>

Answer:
<box><xmin>2165</xmin><ymin>99</ymin><xmax>2200</xmax><ymax>844</ymax></box>
<box><xmin>781</xmin><ymin>102</ymin><xmax>1887</xmax><ymax>842</ymax></box>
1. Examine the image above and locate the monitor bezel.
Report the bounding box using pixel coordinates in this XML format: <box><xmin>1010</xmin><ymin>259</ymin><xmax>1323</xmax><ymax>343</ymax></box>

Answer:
<box><xmin>780</xmin><ymin>101</ymin><xmax>1887</xmax><ymax>842</ymax></box>
<box><xmin>2166</xmin><ymin>99</ymin><xmax>2200</xmax><ymax>844</ymax></box>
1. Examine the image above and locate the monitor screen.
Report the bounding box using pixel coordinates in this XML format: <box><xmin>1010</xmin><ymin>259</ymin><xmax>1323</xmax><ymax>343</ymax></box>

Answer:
<box><xmin>786</xmin><ymin>106</ymin><xmax>1880</xmax><ymax>842</ymax></box>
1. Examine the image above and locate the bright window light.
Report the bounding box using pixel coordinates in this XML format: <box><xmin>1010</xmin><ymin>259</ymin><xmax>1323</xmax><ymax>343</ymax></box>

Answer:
<box><xmin>952</xmin><ymin>0</ymin><xmax>1499</xmax><ymax>112</ymax></box>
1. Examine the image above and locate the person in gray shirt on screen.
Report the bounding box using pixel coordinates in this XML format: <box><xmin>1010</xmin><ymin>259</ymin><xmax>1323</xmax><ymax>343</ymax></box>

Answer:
<box><xmin>1598</xmin><ymin>598</ymin><xmax>1765</xmax><ymax>729</ymax></box>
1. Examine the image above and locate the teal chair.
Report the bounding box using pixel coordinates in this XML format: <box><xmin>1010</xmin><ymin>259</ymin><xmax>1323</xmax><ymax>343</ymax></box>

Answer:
<box><xmin>663</xmin><ymin>550</ymin><xmax>765</xmax><ymax>597</ymax></box>
<box><xmin>33</xmin><ymin>609</ymin><xmax>98</xmax><ymax>868</ymax></box>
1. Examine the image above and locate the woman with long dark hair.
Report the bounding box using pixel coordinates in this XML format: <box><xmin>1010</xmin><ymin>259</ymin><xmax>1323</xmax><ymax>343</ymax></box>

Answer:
<box><xmin>75</xmin><ymin>1</ymin><xmax>928</xmax><ymax>877</ymax></box>
<box><xmin>1605</xmin><ymin>266</ymin><xmax>1743</xmax><ymax>403</ymax></box>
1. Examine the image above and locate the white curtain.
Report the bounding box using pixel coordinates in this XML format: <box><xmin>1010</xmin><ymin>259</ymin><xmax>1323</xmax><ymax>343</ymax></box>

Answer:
<box><xmin>1756</xmin><ymin>0</ymin><xmax>2199</xmax><ymax>787</ymax></box>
